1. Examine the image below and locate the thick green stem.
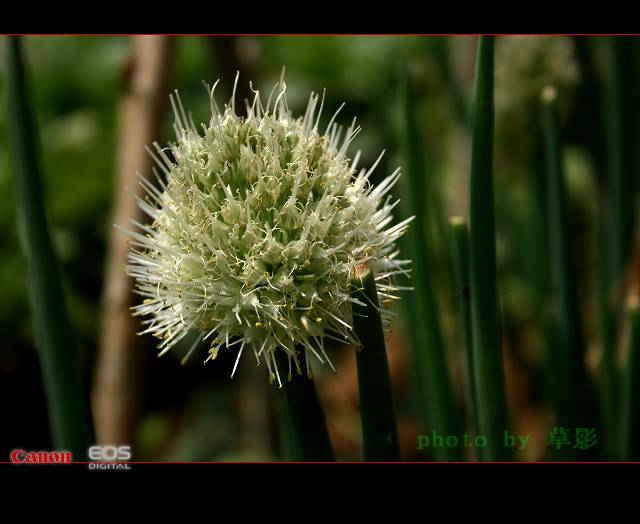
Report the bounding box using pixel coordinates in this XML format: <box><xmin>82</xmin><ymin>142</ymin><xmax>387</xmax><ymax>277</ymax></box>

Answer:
<box><xmin>599</xmin><ymin>37</ymin><xmax>637</xmax><ymax>459</ymax></box>
<box><xmin>448</xmin><ymin>218</ymin><xmax>478</xmax><ymax>436</ymax></box>
<box><xmin>609</xmin><ymin>37</ymin><xmax>636</xmax><ymax>295</ymax></box>
<box><xmin>6</xmin><ymin>36</ymin><xmax>94</xmax><ymax>457</ymax></box>
<box><xmin>468</xmin><ymin>36</ymin><xmax>510</xmax><ymax>461</ymax></box>
<box><xmin>398</xmin><ymin>56</ymin><xmax>461</xmax><ymax>461</ymax></box>
<box><xmin>621</xmin><ymin>298</ymin><xmax>640</xmax><ymax>461</ymax></box>
<box><xmin>595</xmin><ymin>209</ymin><xmax>619</xmax><ymax>459</ymax></box>
<box><xmin>350</xmin><ymin>263</ymin><xmax>399</xmax><ymax>461</ymax></box>
<box><xmin>274</xmin><ymin>350</ymin><xmax>335</xmax><ymax>462</ymax></box>
<box><xmin>571</xmin><ymin>36</ymin><xmax>618</xmax><ymax>459</ymax></box>
<box><xmin>541</xmin><ymin>87</ymin><xmax>594</xmax><ymax>459</ymax></box>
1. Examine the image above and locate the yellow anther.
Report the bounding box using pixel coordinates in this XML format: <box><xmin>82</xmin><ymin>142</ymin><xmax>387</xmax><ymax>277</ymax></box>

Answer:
<box><xmin>255</xmin><ymin>322</ymin><xmax>263</xmax><ymax>329</ymax></box>
<box><xmin>287</xmin><ymin>372</ymin><xmax>293</xmax><ymax>382</ymax></box>
<box><xmin>269</xmin><ymin>372</ymin><xmax>275</xmax><ymax>385</ymax></box>
<box><xmin>315</xmin><ymin>317</ymin><xmax>323</xmax><ymax>323</ymax></box>
<box><xmin>307</xmin><ymin>370</ymin><xmax>313</xmax><ymax>379</ymax></box>
<box><xmin>382</xmin><ymin>299</ymin><xmax>393</xmax><ymax>307</ymax></box>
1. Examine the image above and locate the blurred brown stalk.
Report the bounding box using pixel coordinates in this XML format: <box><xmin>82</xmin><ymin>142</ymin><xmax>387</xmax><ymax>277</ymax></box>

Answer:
<box><xmin>92</xmin><ymin>36</ymin><xmax>174</xmax><ymax>445</ymax></box>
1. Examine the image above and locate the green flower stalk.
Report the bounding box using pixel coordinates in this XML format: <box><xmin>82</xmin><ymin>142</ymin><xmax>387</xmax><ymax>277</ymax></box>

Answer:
<box><xmin>6</xmin><ymin>36</ymin><xmax>94</xmax><ymax>455</ymax></box>
<box><xmin>123</xmin><ymin>77</ymin><xmax>412</xmax><ymax>384</ymax></box>
<box><xmin>398</xmin><ymin>60</ymin><xmax>461</xmax><ymax>462</ymax></box>
<box><xmin>274</xmin><ymin>349</ymin><xmax>335</xmax><ymax>461</ymax></box>
<box><xmin>351</xmin><ymin>261</ymin><xmax>399</xmax><ymax>461</ymax></box>
<box><xmin>468</xmin><ymin>36</ymin><xmax>510</xmax><ymax>461</ymax></box>
<box><xmin>448</xmin><ymin>217</ymin><xmax>477</xmax><ymax>435</ymax></box>
<box><xmin>541</xmin><ymin>86</ymin><xmax>594</xmax><ymax>458</ymax></box>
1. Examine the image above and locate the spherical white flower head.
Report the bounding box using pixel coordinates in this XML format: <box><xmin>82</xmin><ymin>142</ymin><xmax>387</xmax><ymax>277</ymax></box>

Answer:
<box><xmin>124</xmin><ymin>76</ymin><xmax>412</xmax><ymax>385</ymax></box>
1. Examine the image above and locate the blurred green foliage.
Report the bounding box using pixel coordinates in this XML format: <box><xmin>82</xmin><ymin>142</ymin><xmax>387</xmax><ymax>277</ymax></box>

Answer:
<box><xmin>0</xmin><ymin>37</ymin><xmax>128</xmax><ymax>357</ymax></box>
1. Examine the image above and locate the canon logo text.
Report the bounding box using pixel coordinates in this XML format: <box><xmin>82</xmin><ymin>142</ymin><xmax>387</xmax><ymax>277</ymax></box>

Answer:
<box><xmin>10</xmin><ymin>449</ymin><xmax>72</xmax><ymax>464</ymax></box>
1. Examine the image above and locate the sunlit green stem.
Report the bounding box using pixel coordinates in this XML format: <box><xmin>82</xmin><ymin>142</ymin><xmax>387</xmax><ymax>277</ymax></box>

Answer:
<box><xmin>468</xmin><ymin>36</ymin><xmax>510</xmax><ymax>461</ymax></box>
<box><xmin>350</xmin><ymin>263</ymin><xmax>399</xmax><ymax>461</ymax></box>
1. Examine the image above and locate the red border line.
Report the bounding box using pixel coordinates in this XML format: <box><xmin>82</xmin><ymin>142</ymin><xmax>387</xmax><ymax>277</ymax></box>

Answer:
<box><xmin>2</xmin><ymin>461</ymin><xmax>638</xmax><ymax>464</ymax></box>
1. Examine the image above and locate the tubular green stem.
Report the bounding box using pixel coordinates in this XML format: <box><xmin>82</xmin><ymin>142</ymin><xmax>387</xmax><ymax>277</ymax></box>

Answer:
<box><xmin>599</xmin><ymin>37</ymin><xmax>636</xmax><ymax>459</ymax></box>
<box><xmin>6</xmin><ymin>36</ymin><xmax>94</xmax><ymax>456</ymax></box>
<box><xmin>609</xmin><ymin>37</ymin><xmax>635</xmax><ymax>294</ymax></box>
<box><xmin>571</xmin><ymin>38</ymin><xmax>618</xmax><ymax>458</ymax></box>
<box><xmin>468</xmin><ymin>36</ymin><xmax>510</xmax><ymax>461</ymax></box>
<box><xmin>621</xmin><ymin>299</ymin><xmax>640</xmax><ymax>461</ymax></box>
<box><xmin>350</xmin><ymin>263</ymin><xmax>399</xmax><ymax>461</ymax></box>
<box><xmin>448</xmin><ymin>218</ymin><xmax>478</xmax><ymax>436</ymax></box>
<box><xmin>595</xmin><ymin>210</ymin><xmax>619</xmax><ymax>459</ymax></box>
<box><xmin>399</xmin><ymin>56</ymin><xmax>461</xmax><ymax>461</ymax></box>
<box><xmin>274</xmin><ymin>350</ymin><xmax>335</xmax><ymax>462</ymax></box>
<box><xmin>525</xmin><ymin>105</ymin><xmax>555</xmax><ymax>359</ymax></box>
<box><xmin>541</xmin><ymin>86</ymin><xmax>594</xmax><ymax>458</ymax></box>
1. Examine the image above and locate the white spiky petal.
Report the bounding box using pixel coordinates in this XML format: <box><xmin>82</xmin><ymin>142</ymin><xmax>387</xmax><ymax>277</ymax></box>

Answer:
<box><xmin>123</xmin><ymin>76</ymin><xmax>412</xmax><ymax>386</ymax></box>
